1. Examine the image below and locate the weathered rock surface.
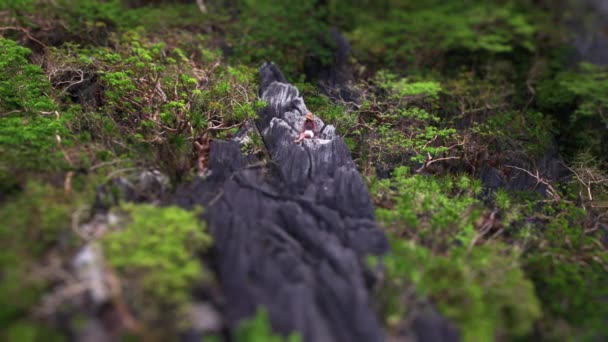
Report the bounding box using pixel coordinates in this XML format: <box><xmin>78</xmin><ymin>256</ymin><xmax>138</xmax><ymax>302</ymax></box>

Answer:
<box><xmin>171</xmin><ymin>63</ymin><xmax>388</xmax><ymax>342</ymax></box>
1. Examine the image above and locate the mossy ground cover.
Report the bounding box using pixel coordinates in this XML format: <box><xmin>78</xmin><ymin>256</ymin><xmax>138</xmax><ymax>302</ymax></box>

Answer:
<box><xmin>1</xmin><ymin>0</ymin><xmax>607</xmax><ymax>340</ymax></box>
<box><xmin>102</xmin><ymin>203</ymin><xmax>213</xmax><ymax>337</ymax></box>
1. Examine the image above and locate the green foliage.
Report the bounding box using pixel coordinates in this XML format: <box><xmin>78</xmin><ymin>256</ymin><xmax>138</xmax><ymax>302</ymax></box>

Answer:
<box><xmin>372</xmin><ymin>168</ymin><xmax>541</xmax><ymax>341</ymax></box>
<box><xmin>379</xmin><ymin>240</ymin><xmax>541</xmax><ymax>342</ymax></box>
<box><xmin>376</xmin><ymin>71</ymin><xmax>442</xmax><ymax>99</ymax></box>
<box><xmin>443</xmin><ymin>68</ymin><xmax>514</xmax><ymax>117</ymax></box>
<box><xmin>229</xmin><ymin>0</ymin><xmax>333</xmax><ymax>76</ymax></box>
<box><xmin>0</xmin><ymin>38</ymin><xmax>56</xmax><ymax>113</ymax></box>
<box><xmin>0</xmin><ymin>38</ymin><xmax>68</xmax><ymax>190</ymax></box>
<box><xmin>46</xmin><ymin>29</ymin><xmax>259</xmax><ymax>180</ymax></box>
<box><xmin>348</xmin><ymin>2</ymin><xmax>536</xmax><ymax>68</ymax></box>
<box><xmin>475</xmin><ymin>110</ymin><xmax>553</xmax><ymax>157</ymax></box>
<box><xmin>354</xmin><ymin>73</ymin><xmax>460</xmax><ymax>170</ymax></box>
<box><xmin>235</xmin><ymin>308</ymin><xmax>301</xmax><ymax>342</ymax></box>
<box><xmin>548</xmin><ymin>62</ymin><xmax>608</xmax><ymax>161</ymax></box>
<box><xmin>3</xmin><ymin>0</ymin><xmax>208</xmax><ymax>44</ymax></box>
<box><xmin>560</xmin><ymin>63</ymin><xmax>608</xmax><ymax>121</ymax></box>
<box><xmin>5</xmin><ymin>322</ymin><xmax>64</xmax><ymax>342</ymax></box>
<box><xmin>375</xmin><ymin>167</ymin><xmax>482</xmax><ymax>247</ymax></box>
<box><xmin>503</xmin><ymin>193</ymin><xmax>608</xmax><ymax>339</ymax></box>
<box><xmin>0</xmin><ymin>182</ymin><xmax>78</xmax><ymax>341</ymax></box>
<box><xmin>103</xmin><ymin>204</ymin><xmax>212</xmax><ymax>318</ymax></box>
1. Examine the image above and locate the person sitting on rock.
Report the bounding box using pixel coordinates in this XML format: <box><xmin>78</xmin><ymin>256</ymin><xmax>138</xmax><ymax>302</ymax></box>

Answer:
<box><xmin>294</xmin><ymin>112</ymin><xmax>316</xmax><ymax>143</ymax></box>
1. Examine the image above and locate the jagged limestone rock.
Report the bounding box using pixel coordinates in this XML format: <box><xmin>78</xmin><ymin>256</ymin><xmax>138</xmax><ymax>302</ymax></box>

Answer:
<box><xmin>171</xmin><ymin>63</ymin><xmax>387</xmax><ymax>342</ymax></box>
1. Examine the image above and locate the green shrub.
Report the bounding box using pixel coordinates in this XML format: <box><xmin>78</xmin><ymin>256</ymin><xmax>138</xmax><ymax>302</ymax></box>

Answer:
<box><xmin>474</xmin><ymin>110</ymin><xmax>553</xmax><ymax>157</ymax></box>
<box><xmin>102</xmin><ymin>204</ymin><xmax>212</xmax><ymax>331</ymax></box>
<box><xmin>0</xmin><ymin>39</ymin><xmax>56</xmax><ymax>113</ymax></box>
<box><xmin>351</xmin><ymin>73</ymin><xmax>461</xmax><ymax>172</ymax></box>
<box><xmin>374</xmin><ymin>167</ymin><xmax>482</xmax><ymax>249</ymax></box>
<box><xmin>372</xmin><ymin>167</ymin><xmax>541</xmax><ymax>341</ymax></box>
<box><xmin>348</xmin><ymin>2</ymin><xmax>536</xmax><ymax>68</ymax></box>
<box><xmin>473</xmin><ymin>187</ymin><xmax>608</xmax><ymax>340</ymax></box>
<box><xmin>377</xmin><ymin>239</ymin><xmax>541</xmax><ymax>342</ymax></box>
<box><xmin>517</xmin><ymin>198</ymin><xmax>608</xmax><ymax>338</ymax></box>
<box><xmin>556</xmin><ymin>63</ymin><xmax>607</xmax><ymax>161</ymax></box>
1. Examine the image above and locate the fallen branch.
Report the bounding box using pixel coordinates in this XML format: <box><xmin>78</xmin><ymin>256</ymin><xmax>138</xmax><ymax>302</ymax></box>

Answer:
<box><xmin>0</xmin><ymin>110</ymin><xmax>22</xmax><ymax>116</ymax></box>
<box><xmin>416</xmin><ymin>156</ymin><xmax>461</xmax><ymax>173</ymax></box>
<box><xmin>505</xmin><ymin>165</ymin><xmax>560</xmax><ymax>201</ymax></box>
<box><xmin>0</xmin><ymin>26</ymin><xmax>46</xmax><ymax>49</ymax></box>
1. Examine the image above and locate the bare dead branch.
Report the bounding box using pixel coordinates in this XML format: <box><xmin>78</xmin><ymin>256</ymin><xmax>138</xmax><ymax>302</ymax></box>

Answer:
<box><xmin>505</xmin><ymin>165</ymin><xmax>561</xmax><ymax>201</ymax></box>
<box><xmin>0</xmin><ymin>26</ymin><xmax>46</xmax><ymax>49</ymax></box>
<box><xmin>416</xmin><ymin>156</ymin><xmax>461</xmax><ymax>173</ymax></box>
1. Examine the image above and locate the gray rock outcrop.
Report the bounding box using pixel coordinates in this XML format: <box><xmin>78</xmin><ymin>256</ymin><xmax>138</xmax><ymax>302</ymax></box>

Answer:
<box><xmin>171</xmin><ymin>63</ymin><xmax>388</xmax><ymax>342</ymax></box>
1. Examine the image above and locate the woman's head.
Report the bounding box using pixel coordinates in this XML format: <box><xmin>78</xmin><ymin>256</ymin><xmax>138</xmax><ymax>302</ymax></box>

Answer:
<box><xmin>305</xmin><ymin>112</ymin><xmax>314</xmax><ymax>120</ymax></box>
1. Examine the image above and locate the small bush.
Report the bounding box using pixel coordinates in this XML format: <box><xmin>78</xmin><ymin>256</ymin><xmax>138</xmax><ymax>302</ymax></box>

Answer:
<box><xmin>555</xmin><ymin>63</ymin><xmax>608</xmax><ymax>161</ymax></box>
<box><xmin>102</xmin><ymin>203</ymin><xmax>212</xmax><ymax>332</ymax></box>
<box><xmin>348</xmin><ymin>73</ymin><xmax>461</xmax><ymax>173</ymax></box>
<box><xmin>372</xmin><ymin>167</ymin><xmax>541</xmax><ymax>341</ymax></box>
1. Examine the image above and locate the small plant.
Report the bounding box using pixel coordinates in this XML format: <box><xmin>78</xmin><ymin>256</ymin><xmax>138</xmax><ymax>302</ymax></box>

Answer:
<box><xmin>0</xmin><ymin>38</ymin><xmax>68</xmax><ymax>191</ymax></box>
<box><xmin>234</xmin><ymin>308</ymin><xmax>301</xmax><ymax>342</ymax></box>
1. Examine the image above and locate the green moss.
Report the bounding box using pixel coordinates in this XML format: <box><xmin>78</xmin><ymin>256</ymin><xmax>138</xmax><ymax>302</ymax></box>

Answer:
<box><xmin>0</xmin><ymin>39</ymin><xmax>56</xmax><ymax>113</ymax></box>
<box><xmin>0</xmin><ymin>38</ymin><xmax>68</xmax><ymax>191</ymax></box>
<box><xmin>46</xmin><ymin>29</ymin><xmax>259</xmax><ymax>180</ymax></box>
<box><xmin>345</xmin><ymin>74</ymin><xmax>461</xmax><ymax>171</ymax></box>
<box><xmin>376</xmin><ymin>71</ymin><xmax>442</xmax><ymax>99</ymax></box>
<box><xmin>102</xmin><ymin>204</ymin><xmax>212</xmax><ymax>329</ymax></box>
